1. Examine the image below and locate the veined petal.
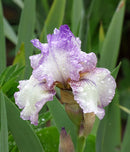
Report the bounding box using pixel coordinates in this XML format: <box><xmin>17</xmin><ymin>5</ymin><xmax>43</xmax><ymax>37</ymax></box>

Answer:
<box><xmin>70</xmin><ymin>68</ymin><xmax>116</xmax><ymax>119</ymax></box>
<box><xmin>31</xmin><ymin>25</ymin><xmax>97</xmax><ymax>88</ymax></box>
<box><xmin>69</xmin><ymin>80</ymin><xmax>105</xmax><ymax>119</ymax></box>
<box><xmin>83</xmin><ymin>68</ymin><xmax>116</xmax><ymax>107</ymax></box>
<box><xmin>79</xmin><ymin>52</ymin><xmax>97</xmax><ymax>73</ymax></box>
<box><xmin>14</xmin><ymin>76</ymin><xmax>55</xmax><ymax>125</ymax></box>
<box><xmin>31</xmin><ymin>25</ymin><xmax>83</xmax><ymax>87</ymax></box>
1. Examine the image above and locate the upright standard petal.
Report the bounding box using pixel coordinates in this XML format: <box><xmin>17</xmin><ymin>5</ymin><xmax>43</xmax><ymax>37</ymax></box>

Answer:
<box><xmin>79</xmin><ymin>52</ymin><xmax>97</xmax><ymax>73</ymax></box>
<box><xmin>31</xmin><ymin>25</ymin><xmax>97</xmax><ymax>89</ymax></box>
<box><xmin>29</xmin><ymin>54</ymin><xmax>43</xmax><ymax>69</ymax></box>
<box><xmin>30</xmin><ymin>39</ymin><xmax>49</xmax><ymax>70</ymax></box>
<box><xmin>69</xmin><ymin>68</ymin><xmax>116</xmax><ymax>119</ymax></box>
<box><xmin>31</xmin><ymin>39</ymin><xmax>49</xmax><ymax>54</ymax></box>
<box><xmin>14</xmin><ymin>76</ymin><xmax>55</xmax><ymax>125</ymax></box>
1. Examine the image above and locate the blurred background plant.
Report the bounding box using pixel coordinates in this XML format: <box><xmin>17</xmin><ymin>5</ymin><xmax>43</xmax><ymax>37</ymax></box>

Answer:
<box><xmin>0</xmin><ymin>0</ymin><xmax>130</xmax><ymax>152</ymax></box>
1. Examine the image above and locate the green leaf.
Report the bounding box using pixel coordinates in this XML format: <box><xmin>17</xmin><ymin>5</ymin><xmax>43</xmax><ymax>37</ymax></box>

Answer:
<box><xmin>11</xmin><ymin>146</ymin><xmax>18</xmax><ymax>152</ymax></box>
<box><xmin>118</xmin><ymin>105</ymin><xmax>130</xmax><ymax>114</ymax></box>
<box><xmin>119</xmin><ymin>89</ymin><xmax>130</xmax><ymax>120</ymax></box>
<box><xmin>121</xmin><ymin>115</ymin><xmax>130</xmax><ymax>152</ymax></box>
<box><xmin>8</xmin><ymin>134</ymin><xmax>18</xmax><ymax>152</ymax></box>
<box><xmin>33</xmin><ymin>111</ymin><xmax>52</xmax><ymax>131</ymax></box>
<box><xmin>99</xmin><ymin>23</ymin><xmax>105</xmax><ymax>43</ymax></box>
<box><xmin>3</xmin><ymin>94</ymin><xmax>44</xmax><ymax>152</ymax></box>
<box><xmin>47</xmin><ymin>97</ymin><xmax>77</xmax><ymax>149</ymax></box>
<box><xmin>0</xmin><ymin>65</ymin><xmax>17</xmax><ymax>87</ymax></box>
<box><xmin>0</xmin><ymin>0</ymin><xmax>6</xmax><ymax>73</ymax></box>
<box><xmin>12</xmin><ymin>0</ymin><xmax>24</xmax><ymax>9</ymax></box>
<box><xmin>4</xmin><ymin>18</ymin><xmax>17</xmax><ymax>45</ymax></box>
<box><xmin>96</xmin><ymin>91</ymin><xmax>121</xmax><ymax>152</ymax></box>
<box><xmin>63</xmin><ymin>0</ymin><xmax>73</xmax><ymax>26</ymax></box>
<box><xmin>82</xmin><ymin>0</ymin><xmax>119</xmax><ymax>52</ymax></box>
<box><xmin>119</xmin><ymin>59</ymin><xmax>130</xmax><ymax>90</ymax></box>
<box><xmin>84</xmin><ymin>135</ymin><xmax>95</xmax><ymax>152</ymax></box>
<box><xmin>2</xmin><ymin>77</ymin><xmax>19</xmax><ymax>93</ymax></box>
<box><xmin>76</xmin><ymin>136</ymin><xmax>86</xmax><ymax>152</ymax></box>
<box><xmin>37</xmin><ymin>127</ymin><xmax>59</xmax><ymax>152</ymax></box>
<box><xmin>40</xmin><ymin>0</ymin><xmax>66</xmax><ymax>42</ymax></box>
<box><xmin>100</xmin><ymin>0</ymin><xmax>125</xmax><ymax>70</ymax></box>
<box><xmin>35</xmin><ymin>0</ymin><xmax>48</xmax><ymax>35</ymax></box>
<box><xmin>13</xmin><ymin>43</ymin><xmax>25</xmax><ymax>68</ymax></box>
<box><xmin>15</xmin><ymin>0</ymin><xmax>36</xmax><ymax>78</ymax></box>
<box><xmin>0</xmin><ymin>91</ymin><xmax>8</xmax><ymax>152</ymax></box>
<box><xmin>0</xmin><ymin>65</ymin><xmax>24</xmax><ymax>99</ymax></box>
<box><xmin>41</xmin><ymin>0</ymin><xmax>49</xmax><ymax>15</ymax></box>
<box><xmin>12</xmin><ymin>43</ymin><xmax>25</xmax><ymax>79</ymax></box>
<box><xmin>91</xmin><ymin>117</ymin><xmax>100</xmax><ymax>136</ymax></box>
<box><xmin>99</xmin><ymin>23</ymin><xmax>105</xmax><ymax>51</ymax></box>
<box><xmin>118</xmin><ymin>59</ymin><xmax>130</xmax><ymax>119</ymax></box>
<box><xmin>111</xmin><ymin>62</ymin><xmax>121</xmax><ymax>79</ymax></box>
<box><xmin>38</xmin><ymin>111</ymin><xmax>52</xmax><ymax>126</ymax></box>
<box><xmin>0</xmin><ymin>65</ymin><xmax>24</xmax><ymax>90</ymax></box>
<box><xmin>71</xmin><ymin>0</ymin><xmax>83</xmax><ymax>36</ymax></box>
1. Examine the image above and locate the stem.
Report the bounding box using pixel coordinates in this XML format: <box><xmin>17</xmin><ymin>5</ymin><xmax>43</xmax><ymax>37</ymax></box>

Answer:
<box><xmin>76</xmin><ymin>136</ymin><xmax>86</xmax><ymax>152</ymax></box>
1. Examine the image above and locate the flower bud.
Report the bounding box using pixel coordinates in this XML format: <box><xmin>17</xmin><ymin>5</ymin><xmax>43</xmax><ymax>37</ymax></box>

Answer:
<box><xmin>59</xmin><ymin>128</ymin><xmax>74</xmax><ymax>152</ymax></box>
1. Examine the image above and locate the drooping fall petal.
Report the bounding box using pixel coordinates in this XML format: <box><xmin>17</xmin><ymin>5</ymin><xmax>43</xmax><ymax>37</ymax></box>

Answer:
<box><xmin>69</xmin><ymin>68</ymin><xmax>116</xmax><ymax>119</ymax></box>
<box><xmin>14</xmin><ymin>76</ymin><xmax>55</xmax><ymax>125</ymax></box>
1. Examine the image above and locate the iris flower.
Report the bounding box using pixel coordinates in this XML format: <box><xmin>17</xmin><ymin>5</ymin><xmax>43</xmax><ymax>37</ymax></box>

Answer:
<box><xmin>14</xmin><ymin>25</ymin><xmax>116</xmax><ymax>125</ymax></box>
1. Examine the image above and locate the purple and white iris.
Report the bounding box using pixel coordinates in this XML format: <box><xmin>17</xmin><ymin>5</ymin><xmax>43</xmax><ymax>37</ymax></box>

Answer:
<box><xmin>14</xmin><ymin>25</ymin><xmax>116</xmax><ymax>125</ymax></box>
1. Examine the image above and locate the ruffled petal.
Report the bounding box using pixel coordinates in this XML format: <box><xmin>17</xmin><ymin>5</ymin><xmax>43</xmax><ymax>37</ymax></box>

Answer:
<box><xmin>79</xmin><ymin>52</ymin><xmax>97</xmax><ymax>73</ymax></box>
<box><xmin>69</xmin><ymin>80</ymin><xmax>105</xmax><ymax>119</ymax></box>
<box><xmin>31</xmin><ymin>39</ymin><xmax>48</xmax><ymax>53</ymax></box>
<box><xmin>31</xmin><ymin>25</ymin><xmax>97</xmax><ymax>88</ymax></box>
<box><xmin>30</xmin><ymin>39</ymin><xmax>49</xmax><ymax>70</ymax></box>
<box><xmin>29</xmin><ymin>54</ymin><xmax>43</xmax><ymax>69</ymax></box>
<box><xmin>69</xmin><ymin>68</ymin><xmax>116</xmax><ymax>119</ymax></box>
<box><xmin>14</xmin><ymin>76</ymin><xmax>55</xmax><ymax>125</ymax></box>
<box><xmin>83</xmin><ymin>68</ymin><xmax>116</xmax><ymax>107</ymax></box>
